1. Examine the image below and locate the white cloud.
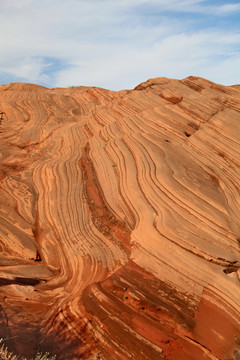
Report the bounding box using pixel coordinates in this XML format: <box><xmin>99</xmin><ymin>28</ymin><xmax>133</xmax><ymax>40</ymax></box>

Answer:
<box><xmin>0</xmin><ymin>57</ymin><xmax>50</xmax><ymax>84</ymax></box>
<box><xmin>0</xmin><ymin>0</ymin><xmax>240</xmax><ymax>89</ymax></box>
<box><xmin>54</xmin><ymin>29</ymin><xmax>240</xmax><ymax>89</ymax></box>
<box><xmin>215</xmin><ymin>3</ymin><xmax>240</xmax><ymax>14</ymax></box>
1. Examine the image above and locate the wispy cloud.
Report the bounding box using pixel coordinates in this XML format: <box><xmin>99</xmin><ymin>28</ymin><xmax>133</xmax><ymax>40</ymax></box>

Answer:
<box><xmin>214</xmin><ymin>3</ymin><xmax>240</xmax><ymax>14</ymax></box>
<box><xmin>0</xmin><ymin>0</ymin><xmax>240</xmax><ymax>89</ymax></box>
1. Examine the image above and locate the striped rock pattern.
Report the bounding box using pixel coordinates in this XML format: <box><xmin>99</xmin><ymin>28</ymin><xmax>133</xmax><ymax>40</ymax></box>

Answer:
<box><xmin>0</xmin><ymin>77</ymin><xmax>240</xmax><ymax>359</ymax></box>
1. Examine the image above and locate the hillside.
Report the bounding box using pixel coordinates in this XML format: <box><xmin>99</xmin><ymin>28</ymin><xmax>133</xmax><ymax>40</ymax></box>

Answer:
<box><xmin>0</xmin><ymin>76</ymin><xmax>240</xmax><ymax>360</ymax></box>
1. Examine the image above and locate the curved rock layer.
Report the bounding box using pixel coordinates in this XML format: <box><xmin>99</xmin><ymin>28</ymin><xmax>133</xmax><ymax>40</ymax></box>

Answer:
<box><xmin>0</xmin><ymin>77</ymin><xmax>240</xmax><ymax>360</ymax></box>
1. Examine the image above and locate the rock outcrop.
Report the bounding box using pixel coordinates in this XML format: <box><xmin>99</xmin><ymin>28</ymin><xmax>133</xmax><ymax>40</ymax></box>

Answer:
<box><xmin>0</xmin><ymin>76</ymin><xmax>240</xmax><ymax>360</ymax></box>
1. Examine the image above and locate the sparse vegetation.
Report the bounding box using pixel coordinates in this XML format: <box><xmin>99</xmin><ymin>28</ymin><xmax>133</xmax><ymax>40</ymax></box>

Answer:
<box><xmin>229</xmin><ymin>337</ymin><xmax>240</xmax><ymax>360</ymax></box>
<box><xmin>0</xmin><ymin>339</ymin><xmax>56</xmax><ymax>360</ymax></box>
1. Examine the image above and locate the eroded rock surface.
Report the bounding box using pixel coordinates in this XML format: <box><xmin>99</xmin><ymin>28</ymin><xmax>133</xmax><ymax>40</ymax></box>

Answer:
<box><xmin>0</xmin><ymin>77</ymin><xmax>240</xmax><ymax>359</ymax></box>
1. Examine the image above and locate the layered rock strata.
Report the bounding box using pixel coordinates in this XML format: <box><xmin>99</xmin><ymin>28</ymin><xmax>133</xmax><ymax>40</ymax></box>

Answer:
<box><xmin>0</xmin><ymin>77</ymin><xmax>240</xmax><ymax>359</ymax></box>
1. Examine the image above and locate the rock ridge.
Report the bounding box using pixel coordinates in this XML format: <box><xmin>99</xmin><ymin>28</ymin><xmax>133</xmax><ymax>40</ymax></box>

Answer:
<box><xmin>0</xmin><ymin>76</ymin><xmax>240</xmax><ymax>359</ymax></box>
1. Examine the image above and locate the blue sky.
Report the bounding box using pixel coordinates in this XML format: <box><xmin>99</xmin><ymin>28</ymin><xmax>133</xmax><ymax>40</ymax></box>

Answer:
<box><xmin>0</xmin><ymin>0</ymin><xmax>240</xmax><ymax>90</ymax></box>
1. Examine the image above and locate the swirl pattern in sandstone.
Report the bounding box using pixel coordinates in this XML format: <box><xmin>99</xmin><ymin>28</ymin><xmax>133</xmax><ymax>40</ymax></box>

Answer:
<box><xmin>0</xmin><ymin>77</ymin><xmax>240</xmax><ymax>360</ymax></box>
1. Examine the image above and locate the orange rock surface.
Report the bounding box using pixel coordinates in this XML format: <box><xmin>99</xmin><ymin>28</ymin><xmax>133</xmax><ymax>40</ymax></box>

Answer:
<box><xmin>0</xmin><ymin>77</ymin><xmax>240</xmax><ymax>360</ymax></box>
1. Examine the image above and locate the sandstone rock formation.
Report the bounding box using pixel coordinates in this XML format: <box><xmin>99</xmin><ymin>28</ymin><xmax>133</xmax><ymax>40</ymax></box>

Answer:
<box><xmin>0</xmin><ymin>77</ymin><xmax>240</xmax><ymax>360</ymax></box>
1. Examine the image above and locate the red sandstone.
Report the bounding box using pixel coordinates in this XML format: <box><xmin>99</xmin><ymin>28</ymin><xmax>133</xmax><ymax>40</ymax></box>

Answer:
<box><xmin>0</xmin><ymin>77</ymin><xmax>240</xmax><ymax>359</ymax></box>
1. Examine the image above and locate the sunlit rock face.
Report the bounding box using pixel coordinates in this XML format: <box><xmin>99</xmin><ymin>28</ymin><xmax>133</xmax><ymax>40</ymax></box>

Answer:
<box><xmin>0</xmin><ymin>77</ymin><xmax>240</xmax><ymax>360</ymax></box>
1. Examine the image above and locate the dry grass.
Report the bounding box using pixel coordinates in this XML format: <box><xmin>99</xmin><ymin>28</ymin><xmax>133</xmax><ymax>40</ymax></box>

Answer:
<box><xmin>0</xmin><ymin>339</ymin><xmax>56</xmax><ymax>360</ymax></box>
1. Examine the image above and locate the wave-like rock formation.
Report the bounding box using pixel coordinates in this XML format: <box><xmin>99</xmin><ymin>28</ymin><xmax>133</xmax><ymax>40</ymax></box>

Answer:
<box><xmin>0</xmin><ymin>77</ymin><xmax>240</xmax><ymax>360</ymax></box>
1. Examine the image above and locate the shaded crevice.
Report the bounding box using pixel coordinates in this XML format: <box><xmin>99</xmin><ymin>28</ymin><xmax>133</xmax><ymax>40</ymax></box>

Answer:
<box><xmin>34</xmin><ymin>251</ymin><xmax>42</xmax><ymax>262</ymax></box>
<box><xmin>32</xmin><ymin>206</ymin><xmax>43</xmax><ymax>263</ymax></box>
<box><xmin>185</xmin><ymin>336</ymin><xmax>220</xmax><ymax>360</ymax></box>
<box><xmin>223</xmin><ymin>266</ymin><xmax>240</xmax><ymax>274</ymax></box>
<box><xmin>0</xmin><ymin>111</ymin><xmax>5</xmax><ymax>125</ymax></box>
<box><xmin>0</xmin><ymin>277</ymin><xmax>42</xmax><ymax>286</ymax></box>
<box><xmin>0</xmin><ymin>304</ymin><xmax>10</xmax><ymax>339</ymax></box>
